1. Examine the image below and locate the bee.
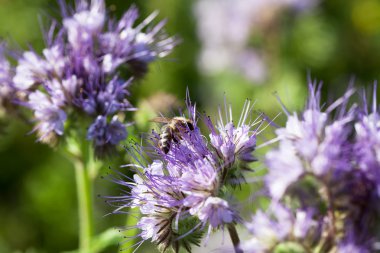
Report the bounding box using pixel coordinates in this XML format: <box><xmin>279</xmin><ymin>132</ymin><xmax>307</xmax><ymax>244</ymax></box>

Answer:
<box><xmin>151</xmin><ymin>116</ymin><xmax>194</xmax><ymax>154</ymax></box>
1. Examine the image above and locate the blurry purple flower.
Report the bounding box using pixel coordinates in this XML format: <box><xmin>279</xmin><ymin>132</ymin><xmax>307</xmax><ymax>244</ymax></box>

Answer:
<box><xmin>63</xmin><ymin>0</ymin><xmax>105</xmax><ymax>50</ymax></box>
<box><xmin>99</xmin><ymin>5</ymin><xmax>177</xmax><ymax>76</ymax></box>
<box><xmin>87</xmin><ymin>115</ymin><xmax>127</xmax><ymax>156</ymax></box>
<box><xmin>293</xmin><ymin>209</ymin><xmax>318</xmax><ymax>239</ymax></box>
<box><xmin>237</xmin><ymin>50</ymin><xmax>267</xmax><ymax>83</ymax></box>
<box><xmin>79</xmin><ymin>77</ymin><xmax>134</xmax><ymax>116</ymax></box>
<box><xmin>10</xmin><ymin>0</ymin><xmax>176</xmax><ymax>153</ymax></box>
<box><xmin>194</xmin><ymin>0</ymin><xmax>318</xmax><ymax>83</ymax></box>
<box><xmin>28</xmin><ymin>90</ymin><xmax>67</xmax><ymax>143</ymax></box>
<box><xmin>196</xmin><ymin>197</ymin><xmax>234</xmax><ymax>228</ymax></box>
<box><xmin>265</xmin><ymin>82</ymin><xmax>354</xmax><ymax>199</ymax></box>
<box><xmin>262</xmin><ymin>82</ymin><xmax>380</xmax><ymax>252</ymax></box>
<box><xmin>265</xmin><ymin>141</ymin><xmax>304</xmax><ymax>200</ymax></box>
<box><xmin>241</xmin><ymin>204</ymin><xmax>293</xmax><ymax>252</ymax></box>
<box><xmin>13</xmin><ymin>51</ymin><xmax>48</xmax><ymax>90</ymax></box>
<box><xmin>240</xmin><ymin>203</ymin><xmax>321</xmax><ymax>253</ymax></box>
<box><xmin>354</xmin><ymin>86</ymin><xmax>380</xmax><ymax>196</ymax></box>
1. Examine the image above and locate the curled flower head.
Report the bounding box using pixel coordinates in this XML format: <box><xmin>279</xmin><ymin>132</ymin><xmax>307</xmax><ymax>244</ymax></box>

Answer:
<box><xmin>265</xmin><ymin>82</ymin><xmax>354</xmax><ymax>200</ymax></box>
<box><xmin>87</xmin><ymin>115</ymin><xmax>127</xmax><ymax>156</ymax></box>
<box><xmin>261</xmin><ymin>81</ymin><xmax>380</xmax><ymax>252</ymax></box>
<box><xmin>10</xmin><ymin>0</ymin><xmax>176</xmax><ymax>155</ymax></box>
<box><xmin>107</xmin><ymin>95</ymin><xmax>267</xmax><ymax>252</ymax></box>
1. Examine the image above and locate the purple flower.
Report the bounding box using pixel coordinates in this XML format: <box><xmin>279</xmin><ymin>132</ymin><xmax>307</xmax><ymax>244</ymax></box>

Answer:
<box><xmin>240</xmin><ymin>203</ymin><xmax>321</xmax><ymax>253</ymax></box>
<box><xmin>265</xmin><ymin>82</ymin><xmax>354</xmax><ymax>200</ymax></box>
<box><xmin>63</xmin><ymin>0</ymin><xmax>105</xmax><ymax>51</ymax></box>
<box><xmin>262</xmin><ymin>82</ymin><xmax>380</xmax><ymax>252</ymax></box>
<box><xmin>265</xmin><ymin>141</ymin><xmax>304</xmax><ymax>200</ymax></box>
<box><xmin>13</xmin><ymin>51</ymin><xmax>48</xmax><ymax>90</ymax></box>
<box><xmin>206</xmin><ymin>99</ymin><xmax>259</xmax><ymax>169</ymax></box>
<box><xmin>79</xmin><ymin>77</ymin><xmax>134</xmax><ymax>116</ymax></box>
<box><xmin>109</xmin><ymin>96</ymin><xmax>263</xmax><ymax>251</ymax></box>
<box><xmin>122</xmin><ymin>160</ymin><xmax>186</xmax><ymax>251</ymax></box>
<box><xmin>354</xmin><ymin>86</ymin><xmax>380</xmax><ymax>197</ymax></box>
<box><xmin>87</xmin><ymin>115</ymin><xmax>127</xmax><ymax>156</ymax></box>
<box><xmin>10</xmin><ymin>0</ymin><xmax>176</xmax><ymax>153</ymax></box>
<box><xmin>28</xmin><ymin>90</ymin><xmax>67</xmax><ymax>143</ymax></box>
<box><xmin>99</xmin><ymin>5</ymin><xmax>177</xmax><ymax>76</ymax></box>
<box><xmin>194</xmin><ymin>0</ymin><xmax>318</xmax><ymax>83</ymax></box>
<box><xmin>196</xmin><ymin>197</ymin><xmax>234</xmax><ymax>228</ymax></box>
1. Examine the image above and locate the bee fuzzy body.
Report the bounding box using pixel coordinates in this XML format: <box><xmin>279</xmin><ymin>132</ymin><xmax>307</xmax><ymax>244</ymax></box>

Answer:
<box><xmin>152</xmin><ymin>117</ymin><xmax>194</xmax><ymax>154</ymax></box>
<box><xmin>158</xmin><ymin>125</ymin><xmax>172</xmax><ymax>154</ymax></box>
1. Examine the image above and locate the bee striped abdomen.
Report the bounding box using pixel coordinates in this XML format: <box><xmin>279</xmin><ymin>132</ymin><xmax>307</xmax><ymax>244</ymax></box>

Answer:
<box><xmin>159</xmin><ymin>125</ymin><xmax>172</xmax><ymax>154</ymax></box>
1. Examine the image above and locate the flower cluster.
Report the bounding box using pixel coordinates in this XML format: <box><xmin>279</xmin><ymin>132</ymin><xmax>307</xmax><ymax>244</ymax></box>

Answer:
<box><xmin>0</xmin><ymin>43</ymin><xmax>17</xmax><ymax>116</ymax></box>
<box><xmin>108</xmin><ymin>97</ymin><xmax>265</xmax><ymax>252</ymax></box>
<box><xmin>242</xmin><ymin>82</ymin><xmax>380</xmax><ymax>252</ymax></box>
<box><xmin>8</xmin><ymin>0</ymin><xmax>176</xmax><ymax>155</ymax></box>
<box><xmin>240</xmin><ymin>203</ymin><xmax>323</xmax><ymax>253</ymax></box>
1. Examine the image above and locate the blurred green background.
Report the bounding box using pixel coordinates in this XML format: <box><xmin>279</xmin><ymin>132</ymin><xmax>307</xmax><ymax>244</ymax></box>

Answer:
<box><xmin>1</xmin><ymin>0</ymin><xmax>380</xmax><ymax>252</ymax></box>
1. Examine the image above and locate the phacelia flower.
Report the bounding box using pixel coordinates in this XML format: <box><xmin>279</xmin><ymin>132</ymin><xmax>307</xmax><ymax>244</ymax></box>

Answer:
<box><xmin>265</xmin><ymin>82</ymin><xmax>354</xmax><ymax>200</ymax></box>
<box><xmin>259</xmin><ymin>81</ymin><xmax>380</xmax><ymax>252</ymax></box>
<box><xmin>355</xmin><ymin>85</ymin><xmax>380</xmax><ymax>196</ymax></box>
<box><xmin>27</xmin><ymin>90</ymin><xmax>67</xmax><ymax>142</ymax></box>
<box><xmin>207</xmin><ymin>99</ymin><xmax>259</xmax><ymax>169</ymax></box>
<box><xmin>240</xmin><ymin>203</ymin><xmax>322</xmax><ymax>253</ymax></box>
<box><xmin>10</xmin><ymin>0</ymin><xmax>176</xmax><ymax>155</ymax></box>
<box><xmin>108</xmin><ymin>96</ymin><xmax>266</xmax><ymax>252</ymax></box>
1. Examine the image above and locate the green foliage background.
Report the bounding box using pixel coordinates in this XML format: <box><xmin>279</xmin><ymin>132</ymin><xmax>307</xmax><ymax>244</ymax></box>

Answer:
<box><xmin>1</xmin><ymin>0</ymin><xmax>380</xmax><ymax>252</ymax></box>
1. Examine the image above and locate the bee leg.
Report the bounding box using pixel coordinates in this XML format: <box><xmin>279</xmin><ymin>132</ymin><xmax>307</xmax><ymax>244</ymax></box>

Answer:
<box><xmin>186</xmin><ymin>122</ymin><xmax>194</xmax><ymax>131</ymax></box>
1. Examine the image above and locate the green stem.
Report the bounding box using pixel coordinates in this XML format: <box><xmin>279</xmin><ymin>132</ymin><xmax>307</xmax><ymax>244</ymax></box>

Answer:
<box><xmin>227</xmin><ymin>224</ymin><xmax>243</xmax><ymax>253</ymax></box>
<box><xmin>74</xmin><ymin>157</ymin><xmax>94</xmax><ymax>253</ymax></box>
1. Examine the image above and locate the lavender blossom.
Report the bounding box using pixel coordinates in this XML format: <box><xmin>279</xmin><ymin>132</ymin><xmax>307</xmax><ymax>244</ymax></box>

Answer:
<box><xmin>265</xmin><ymin>83</ymin><xmax>354</xmax><ymax>200</ymax></box>
<box><xmin>206</xmin><ymin>99</ymin><xmax>260</xmax><ymax>170</ymax></box>
<box><xmin>108</xmin><ymin>97</ymin><xmax>265</xmax><ymax>252</ymax></box>
<box><xmin>240</xmin><ymin>203</ymin><xmax>321</xmax><ymax>253</ymax></box>
<box><xmin>355</xmin><ymin>86</ymin><xmax>380</xmax><ymax>197</ymax></box>
<box><xmin>28</xmin><ymin>90</ymin><xmax>67</xmax><ymax>143</ymax></box>
<box><xmin>10</xmin><ymin>0</ymin><xmax>176</xmax><ymax>155</ymax></box>
<box><xmin>87</xmin><ymin>115</ymin><xmax>127</xmax><ymax>155</ymax></box>
<box><xmin>258</xmin><ymin>82</ymin><xmax>380</xmax><ymax>252</ymax></box>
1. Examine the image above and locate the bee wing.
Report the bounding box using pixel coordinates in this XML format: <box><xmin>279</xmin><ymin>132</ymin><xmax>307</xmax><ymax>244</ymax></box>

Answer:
<box><xmin>150</xmin><ymin>117</ymin><xmax>172</xmax><ymax>124</ymax></box>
